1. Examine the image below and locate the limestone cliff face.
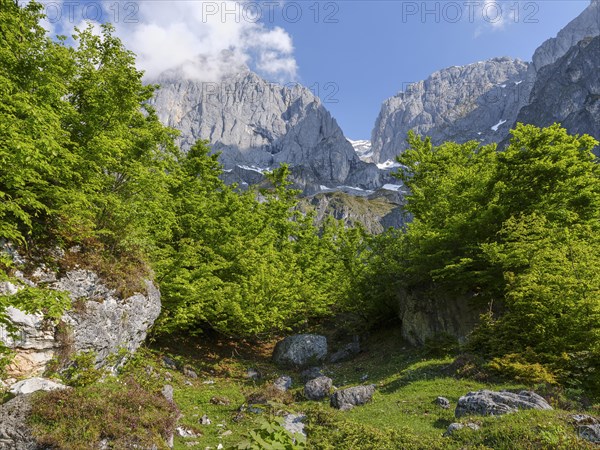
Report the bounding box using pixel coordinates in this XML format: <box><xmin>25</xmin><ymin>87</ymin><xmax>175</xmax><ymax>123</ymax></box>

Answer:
<box><xmin>515</xmin><ymin>35</ymin><xmax>600</xmax><ymax>151</ymax></box>
<box><xmin>151</xmin><ymin>69</ymin><xmax>380</xmax><ymax>192</ymax></box>
<box><xmin>298</xmin><ymin>190</ymin><xmax>407</xmax><ymax>235</ymax></box>
<box><xmin>0</xmin><ymin>258</ymin><xmax>161</xmax><ymax>378</ymax></box>
<box><xmin>371</xmin><ymin>1</ymin><xmax>600</xmax><ymax>163</ymax></box>
<box><xmin>530</xmin><ymin>0</ymin><xmax>599</xmax><ymax>74</ymax></box>
<box><xmin>370</xmin><ymin>58</ymin><xmax>528</xmax><ymax>163</ymax></box>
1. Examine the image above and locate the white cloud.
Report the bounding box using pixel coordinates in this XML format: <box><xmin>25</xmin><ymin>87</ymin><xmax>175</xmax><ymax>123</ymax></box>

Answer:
<box><xmin>473</xmin><ymin>1</ymin><xmax>517</xmax><ymax>37</ymax></box>
<box><xmin>112</xmin><ymin>1</ymin><xmax>298</xmax><ymax>82</ymax></box>
<box><xmin>37</xmin><ymin>0</ymin><xmax>298</xmax><ymax>82</ymax></box>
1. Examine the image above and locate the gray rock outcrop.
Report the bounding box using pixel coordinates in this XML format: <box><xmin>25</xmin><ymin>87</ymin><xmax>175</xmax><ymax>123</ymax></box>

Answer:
<box><xmin>330</xmin><ymin>384</ymin><xmax>376</xmax><ymax>409</ymax></box>
<box><xmin>272</xmin><ymin>334</ymin><xmax>328</xmax><ymax>368</ymax></box>
<box><xmin>150</xmin><ymin>68</ymin><xmax>381</xmax><ymax>193</ymax></box>
<box><xmin>396</xmin><ymin>288</ymin><xmax>484</xmax><ymax>346</ymax></box>
<box><xmin>304</xmin><ymin>376</ymin><xmax>333</xmax><ymax>401</ymax></box>
<box><xmin>443</xmin><ymin>422</ymin><xmax>480</xmax><ymax>437</ymax></box>
<box><xmin>371</xmin><ymin>1</ymin><xmax>600</xmax><ymax>163</ymax></box>
<box><xmin>1</xmin><ymin>268</ymin><xmax>161</xmax><ymax>377</ymax></box>
<box><xmin>434</xmin><ymin>396</ymin><xmax>450</xmax><ymax>409</ymax></box>
<box><xmin>571</xmin><ymin>415</ymin><xmax>600</xmax><ymax>444</ymax></box>
<box><xmin>371</xmin><ymin>57</ymin><xmax>529</xmax><ymax>163</ymax></box>
<box><xmin>9</xmin><ymin>378</ymin><xmax>67</xmax><ymax>396</ymax></box>
<box><xmin>0</xmin><ymin>395</ymin><xmax>40</xmax><ymax>450</ymax></box>
<box><xmin>514</xmin><ymin>35</ymin><xmax>600</xmax><ymax>152</ymax></box>
<box><xmin>455</xmin><ymin>390</ymin><xmax>552</xmax><ymax>418</ymax></box>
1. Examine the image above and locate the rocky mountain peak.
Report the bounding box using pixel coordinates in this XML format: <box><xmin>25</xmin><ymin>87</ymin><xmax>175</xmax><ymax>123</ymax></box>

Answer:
<box><xmin>150</xmin><ymin>67</ymin><xmax>387</xmax><ymax>193</ymax></box>
<box><xmin>531</xmin><ymin>0</ymin><xmax>599</xmax><ymax>73</ymax></box>
<box><xmin>370</xmin><ymin>58</ymin><xmax>528</xmax><ymax>163</ymax></box>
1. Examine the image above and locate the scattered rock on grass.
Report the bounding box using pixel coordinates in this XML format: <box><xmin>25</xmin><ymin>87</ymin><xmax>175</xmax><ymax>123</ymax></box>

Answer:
<box><xmin>283</xmin><ymin>414</ymin><xmax>307</xmax><ymax>436</ymax></box>
<box><xmin>200</xmin><ymin>415</ymin><xmax>211</xmax><ymax>425</ymax></box>
<box><xmin>443</xmin><ymin>422</ymin><xmax>480</xmax><ymax>437</ymax></box>
<box><xmin>571</xmin><ymin>416</ymin><xmax>600</xmax><ymax>444</ymax></box>
<box><xmin>162</xmin><ymin>356</ymin><xmax>179</xmax><ymax>370</ymax></box>
<box><xmin>273</xmin><ymin>375</ymin><xmax>292</xmax><ymax>392</ymax></box>
<box><xmin>9</xmin><ymin>377</ymin><xmax>67</xmax><ymax>396</ymax></box>
<box><xmin>0</xmin><ymin>395</ymin><xmax>39</xmax><ymax>450</ymax></box>
<box><xmin>183</xmin><ymin>366</ymin><xmax>198</xmax><ymax>379</ymax></box>
<box><xmin>210</xmin><ymin>396</ymin><xmax>231</xmax><ymax>406</ymax></box>
<box><xmin>434</xmin><ymin>396</ymin><xmax>450</xmax><ymax>409</ymax></box>
<box><xmin>161</xmin><ymin>385</ymin><xmax>174</xmax><ymax>403</ymax></box>
<box><xmin>176</xmin><ymin>426</ymin><xmax>200</xmax><ymax>438</ymax></box>
<box><xmin>247</xmin><ymin>406</ymin><xmax>264</xmax><ymax>414</ymax></box>
<box><xmin>246</xmin><ymin>368</ymin><xmax>261</xmax><ymax>381</ymax></box>
<box><xmin>273</xmin><ymin>334</ymin><xmax>328</xmax><ymax>368</ymax></box>
<box><xmin>579</xmin><ymin>424</ymin><xmax>600</xmax><ymax>444</ymax></box>
<box><xmin>330</xmin><ymin>384</ymin><xmax>375</xmax><ymax>409</ymax></box>
<box><xmin>455</xmin><ymin>390</ymin><xmax>552</xmax><ymax>417</ymax></box>
<box><xmin>570</xmin><ymin>414</ymin><xmax>598</xmax><ymax>426</ymax></box>
<box><xmin>304</xmin><ymin>376</ymin><xmax>333</xmax><ymax>401</ymax></box>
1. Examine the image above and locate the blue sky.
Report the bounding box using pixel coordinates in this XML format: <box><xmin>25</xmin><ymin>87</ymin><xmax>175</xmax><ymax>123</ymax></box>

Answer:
<box><xmin>266</xmin><ymin>1</ymin><xmax>590</xmax><ymax>139</ymax></box>
<box><xmin>43</xmin><ymin>1</ymin><xmax>591</xmax><ymax>139</ymax></box>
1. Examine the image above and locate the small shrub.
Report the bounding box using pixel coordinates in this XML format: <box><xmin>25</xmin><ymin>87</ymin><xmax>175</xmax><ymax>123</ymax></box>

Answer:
<box><xmin>60</xmin><ymin>351</ymin><xmax>106</xmax><ymax>387</ymax></box>
<box><xmin>29</xmin><ymin>377</ymin><xmax>178</xmax><ymax>450</ymax></box>
<box><xmin>485</xmin><ymin>354</ymin><xmax>557</xmax><ymax>385</ymax></box>
<box><xmin>236</xmin><ymin>417</ymin><xmax>306</xmax><ymax>450</ymax></box>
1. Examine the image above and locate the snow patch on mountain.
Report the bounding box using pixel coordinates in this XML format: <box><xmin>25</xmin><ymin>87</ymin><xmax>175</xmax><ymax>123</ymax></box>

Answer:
<box><xmin>348</xmin><ymin>139</ymin><xmax>374</xmax><ymax>162</ymax></box>
<box><xmin>376</xmin><ymin>160</ymin><xmax>402</xmax><ymax>170</ymax></box>
<box><xmin>491</xmin><ymin>119</ymin><xmax>507</xmax><ymax>132</ymax></box>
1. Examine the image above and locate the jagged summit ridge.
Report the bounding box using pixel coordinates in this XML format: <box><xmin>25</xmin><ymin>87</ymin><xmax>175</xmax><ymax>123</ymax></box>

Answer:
<box><xmin>371</xmin><ymin>1</ymin><xmax>600</xmax><ymax>163</ymax></box>
<box><xmin>371</xmin><ymin>57</ymin><xmax>528</xmax><ymax>163</ymax></box>
<box><xmin>150</xmin><ymin>69</ymin><xmax>384</xmax><ymax>192</ymax></box>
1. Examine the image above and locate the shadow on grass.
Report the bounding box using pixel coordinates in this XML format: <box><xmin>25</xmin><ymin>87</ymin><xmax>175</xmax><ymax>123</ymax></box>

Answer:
<box><xmin>433</xmin><ymin>417</ymin><xmax>453</xmax><ymax>430</ymax></box>
<box><xmin>379</xmin><ymin>361</ymin><xmax>454</xmax><ymax>394</ymax></box>
<box><xmin>148</xmin><ymin>330</ymin><xmax>278</xmax><ymax>380</ymax></box>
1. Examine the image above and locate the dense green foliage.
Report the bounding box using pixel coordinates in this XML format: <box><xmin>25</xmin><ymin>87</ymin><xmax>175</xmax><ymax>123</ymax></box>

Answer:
<box><xmin>364</xmin><ymin>124</ymin><xmax>600</xmax><ymax>395</ymax></box>
<box><xmin>152</xmin><ymin>144</ymin><xmax>361</xmax><ymax>337</ymax></box>
<box><xmin>0</xmin><ymin>1</ymin><xmax>362</xmax><ymax>345</ymax></box>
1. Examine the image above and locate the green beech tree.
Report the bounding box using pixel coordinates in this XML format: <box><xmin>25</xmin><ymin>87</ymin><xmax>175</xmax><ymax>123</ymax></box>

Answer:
<box><xmin>377</xmin><ymin>123</ymin><xmax>600</xmax><ymax>392</ymax></box>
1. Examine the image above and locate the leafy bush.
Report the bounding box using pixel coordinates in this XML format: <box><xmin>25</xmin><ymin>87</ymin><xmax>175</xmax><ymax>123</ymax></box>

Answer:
<box><xmin>366</xmin><ymin>124</ymin><xmax>600</xmax><ymax>398</ymax></box>
<box><xmin>1</xmin><ymin>1</ymin><xmax>365</xmax><ymax>341</ymax></box>
<box><xmin>29</xmin><ymin>377</ymin><xmax>178</xmax><ymax>450</ymax></box>
<box><xmin>485</xmin><ymin>354</ymin><xmax>557</xmax><ymax>385</ymax></box>
<box><xmin>236</xmin><ymin>417</ymin><xmax>306</xmax><ymax>450</ymax></box>
<box><xmin>59</xmin><ymin>351</ymin><xmax>106</xmax><ymax>387</ymax></box>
